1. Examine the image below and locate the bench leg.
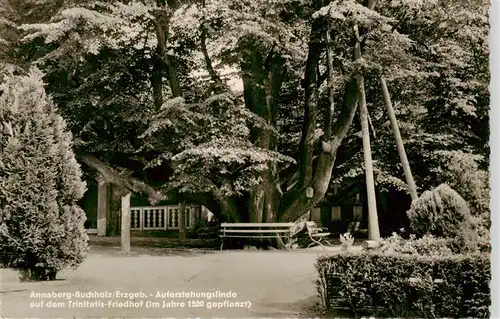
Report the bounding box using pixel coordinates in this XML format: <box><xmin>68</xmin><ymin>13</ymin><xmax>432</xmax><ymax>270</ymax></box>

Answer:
<box><xmin>220</xmin><ymin>239</ymin><xmax>224</xmax><ymax>251</ymax></box>
<box><xmin>308</xmin><ymin>236</ymin><xmax>323</xmax><ymax>248</ymax></box>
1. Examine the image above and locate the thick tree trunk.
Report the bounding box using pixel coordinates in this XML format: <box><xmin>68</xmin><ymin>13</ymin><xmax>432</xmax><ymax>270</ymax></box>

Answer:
<box><xmin>298</xmin><ymin>32</ymin><xmax>322</xmax><ymax>189</ymax></box>
<box><xmin>279</xmin><ymin>14</ymin><xmax>368</xmax><ymax>222</ymax></box>
<box><xmin>264</xmin><ymin>165</ymin><xmax>283</xmax><ymax>223</ymax></box>
<box><xmin>218</xmin><ymin>195</ymin><xmax>240</xmax><ymax>222</ymax></box>
<box><xmin>240</xmin><ymin>39</ymin><xmax>284</xmax><ymax>223</ymax></box>
<box><xmin>280</xmin><ymin>79</ymin><xmax>359</xmax><ymax>221</ymax></box>
<box><xmin>263</xmin><ymin>56</ymin><xmax>284</xmax><ymax>222</ymax></box>
<box><xmin>241</xmin><ymin>41</ymin><xmax>265</xmax><ymax>223</ymax></box>
<box><xmin>381</xmin><ymin>77</ymin><xmax>418</xmax><ymax>201</ymax></box>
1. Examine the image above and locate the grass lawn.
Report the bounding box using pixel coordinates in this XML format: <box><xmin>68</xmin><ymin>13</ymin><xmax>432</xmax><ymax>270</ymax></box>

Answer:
<box><xmin>0</xmin><ymin>244</ymin><xmax>352</xmax><ymax>318</ymax></box>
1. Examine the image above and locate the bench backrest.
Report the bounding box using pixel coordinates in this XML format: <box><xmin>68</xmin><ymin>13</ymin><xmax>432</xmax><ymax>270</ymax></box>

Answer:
<box><xmin>220</xmin><ymin>223</ymin><xmax>295</xmax><ymax>238</ymax></box>
<box><xmin>221</xmin><ymin>223</ymin><xmax>295</xmax><ymax>228</ymax></box>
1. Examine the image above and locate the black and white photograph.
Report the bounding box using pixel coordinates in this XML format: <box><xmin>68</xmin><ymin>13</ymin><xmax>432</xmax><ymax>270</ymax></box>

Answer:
<box><xmin>0</xmin><ymin>0</ymin><xmax>494</xmax><ymax>318</ymax></box>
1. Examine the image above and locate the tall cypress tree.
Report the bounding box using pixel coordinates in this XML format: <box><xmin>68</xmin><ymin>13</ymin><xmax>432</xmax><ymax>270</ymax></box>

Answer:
<box><xmin>0</xmin><ymin>68</ymin><xmax>88</xmax><ymax>281</ymax></box>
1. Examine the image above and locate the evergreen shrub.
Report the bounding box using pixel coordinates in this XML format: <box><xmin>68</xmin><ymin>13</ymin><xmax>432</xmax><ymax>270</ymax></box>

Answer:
<box><xmin>0</xmin><ymin>69</ymin><xmax>88</xmax><ymax>281</ymax></box>
<box><xmin>406</xmin><ymin>183</ymin><xmax>478</xmax><ymax>252</ymax></box>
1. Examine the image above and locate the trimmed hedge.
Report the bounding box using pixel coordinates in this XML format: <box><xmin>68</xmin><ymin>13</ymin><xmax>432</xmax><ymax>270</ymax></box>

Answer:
<box><xmin>377</xmin><ymin>232</ymin><xmax>480</xmax><ymax>256</ymax></box>
<box><xmin>316</xmin><ymin>252</ymin><xmax>490</xmax><ymax>318</ymax></box>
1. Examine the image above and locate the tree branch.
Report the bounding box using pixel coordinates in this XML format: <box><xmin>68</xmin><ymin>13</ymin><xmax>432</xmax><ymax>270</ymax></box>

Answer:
<box><xmin>78</xmin><ymin>154</ymin><xmax>166</xmax><ymax>204</ymax></box>
<box><xmin>151</xmin><ymin>2</ymin><xmax>182</xmax><ymax>109</ymax></box>
<box><xmin>331</xmin><ymin>78</ymin><xmax>359</xmax><ymax>139</ymax></box>
<box><xmin>324</xmin><ymin>26</ymin><xmax>335</xmax><ymax>140</ymax></box>
<box><xmin>279</xmin><ymin>77</ymin><xmax>359</xmax><ymax>222</ymax></box>
<box><xmin>158</xmin><ymin>51</ymin><xmax>182</xmax><ymax>98</ymax></box>
<box><xmin>368</xmin><ymin>112</ymin><xmax>377</xmax><ymax>139</ymax></box>
<box><xmin>297</xmin><ymin>23</ymin><xmax>322</xmax><ymax>188</ymax></box>
<box><xmin>200</xmin><ymin>24</ymin><xmax>230</xmax><ymax>93</ymax></box>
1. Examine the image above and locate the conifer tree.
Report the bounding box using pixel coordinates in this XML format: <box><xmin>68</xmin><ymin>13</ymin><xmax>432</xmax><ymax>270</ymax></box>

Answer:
<box><xmin>0</xmin><ymin>68</ymin><xmax>88</xmax><ymax>281</ymax></box>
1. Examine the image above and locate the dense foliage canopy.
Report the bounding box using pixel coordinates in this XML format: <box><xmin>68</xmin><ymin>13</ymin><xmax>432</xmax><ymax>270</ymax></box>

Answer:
<box><xmin>1</xmin><ymin>0</ymin><xmax>490</xmax><ymax>225</ymax></box>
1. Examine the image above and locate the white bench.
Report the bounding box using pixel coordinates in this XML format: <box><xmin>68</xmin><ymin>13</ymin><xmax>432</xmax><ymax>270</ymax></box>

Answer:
<box><xmin>219</xmin><ymin>223</ymin><xmax>295</xmax><ymax>250</ymax></box>
<box><xmin>305</xmin><ymin>221</ymin><xmax>332</xmax><ymax>248</ymax></box>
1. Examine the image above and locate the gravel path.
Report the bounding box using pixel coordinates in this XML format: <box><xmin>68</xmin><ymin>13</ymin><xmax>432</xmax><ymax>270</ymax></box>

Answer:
<box><xmin>0</xmin><ymin>246</ymin><xmax>349</xmax><ymax>318</ymax></box>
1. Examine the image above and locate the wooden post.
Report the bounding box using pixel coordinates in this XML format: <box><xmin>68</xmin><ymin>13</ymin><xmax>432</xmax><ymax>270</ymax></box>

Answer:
<box><xmin>381</xmin><ymin>77</ymin><xmax>419</xmax><ymax>201</ymax></box>
<box><xmin>179</xmin><ymin>202</ymin><xmax>186</xmax><ymax>241</ymax></box>
<box><xmin>121</xmin><ymin>193</ymin><xmax>131</xmax><ymax>252</ymax></box>
<box><xmin>97</xmin><ymin>176</ymin><xmax>108</xmax><ymax>236</ymax></box>
<box><xmin>351</xmin><ymin>0</ymin><xmax>380</xmax><ymax>241</ymax></box>
<box><xmin>358</xmin><ymin>76</ymin><xmax>380</xmax><ymax>241</ymax></box>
